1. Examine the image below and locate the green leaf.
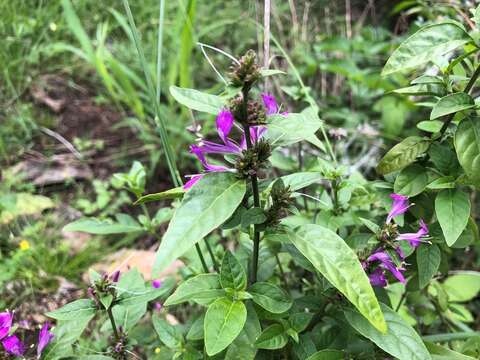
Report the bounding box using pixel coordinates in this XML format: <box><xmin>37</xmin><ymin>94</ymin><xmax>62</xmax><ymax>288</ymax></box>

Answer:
<box><xmin>260</xmin><ymin>69</ymin><xmax>286</xmax><ymax>77</ymax></box>
<box><xmin>152</xmin><ymin>315</ymin><xmax>183</xmax><ymax>349</ymax></box>
<box><xmin>63</xmin><ymin>215</ymin><xmax>143</xmax><ymax>234</ymax></box>
<box><xmin>204</xmin><ymin>297</ymin><xmax>247</xmax><ymax>356</ymax></box>
<box><xmin>377</xmin><ymin>136</ymin><xmax>430</xmax><ymax>175</ymax></box>
<box><xmin>117</xmin><ymin>277</ymin><xmax>175</xmax><ymax>306</ymax></box>
<box><xmin>61</xmin><ymin>0</ymin><xmax>93</xmax><ymax>59</ymax></box>
<box><xmin>345</xmin><ymin>304</ymin><xmax>431</xmax><ymax>360</ymax></box>
<box><xmin>394</xmin><ymin>164</ymin><xmax>430</xmax><ymax>196</ymax></box>
<box><xmin>417</xmin><ymin>120</ymin><xmax>443</xmax><ymax>133</ymax></box>
<box><xmin>248</xmin><ymin>282</ymin><xmax>292</xmax><ymax>314</ymax></box>
<box><xmin>255</xmin><ymin>324</ymin><xmax>288</xmax><ymax>350</ymax></box>
<box><xmin>0</xmin><ymin>193</ymin><xmax>54</xmax><ymax>224</ymax></box>
<box><xmin>443</xmin><ymin>271</ymin><xmax>480</xmax><ymax>302</ymax></box>
<box><xmin>455</xmin><ymin>117</ymin><xmax>480</xmax><ymax>187</ymax></box>
<box><xmin>288</xmin><ymin>224</ymin><xmax>387</xmax><ymax>333</ymax></box>
<box><xmin>134</xmin><ymin>187</ymin><xmax>184</xmax><ymax>205</ymax></box>
<box><xmin>382</xmin><ymin>21</ymin><xmax>472</xmax><ymax>76</ymax></box>
<box><xmin>164</xmin><ymin>274</ymin><xmax>225</xmax><ymax>306</ymax></box>
<box><xmin>306</xmin><ymin>350</ymin><xmax>345</xmax><ymax>360</ymax></box>
<box><xmin>430</xmin><ymin>93</ymin><xmax>475</xmax><ymax>120</ymax></box>
<box><xmin>170</xmin><ymin>86</ymin><xmax>224</xmax><ymax>114</ymax></box>
<box><xmin>435</xmin><ymin>189</ymin><xmax>471</xmax><ymax>246</ymax></box>
<box><xmin>425</xmin><ymin>342</ymin><xmax>477</xmax><ymax>359</ymax></box>
<box><xmin>265</xmin><ymin>113</ymin><xmax>322</xmax><ymax>147</ymax></box>
<box><xmin>220</xmin><ymin>251</ymin><xmax>247</xmax><ymax>291</ymax></box>
<box><xmin>273</xmin><ymin>172</ymin><xmax>322</xmax><ymax>192</ymax></box>
<box><xmin>374</xmin><ymin>96</ymin><xmax>411</xmax><ymax>136</ymax></box>
<box><xmin>417</xmin><ymin>244</ymin><xmax>441</xmax><ymax>289</ymax></box>
<box><xmin>241</xmin><ymin>208</ymin><xmax>267</xmax><ymax>228</ymax></box>
<box><xmin>359</xmin><ymin>217</ymin><xmax>381</xmax><ymax>234</ymax></box>
<box><xmin>46</xmin><ymin>299</ymin><xmax>97</xmax><ymax>321</ymax></box>
<box><xmin>289</xmin><ymin>312</ymin><xmax>314</xmax><ymax>333</ymax></box>
<box><xmin>186</xmin><ymin>314</ymin><xmax>205</xmax><ymax>341</ymax></box>
<box><xmin>153</xmin><ymin>172</ymin><xmax>246</xmax><ymax>275</ymax></box>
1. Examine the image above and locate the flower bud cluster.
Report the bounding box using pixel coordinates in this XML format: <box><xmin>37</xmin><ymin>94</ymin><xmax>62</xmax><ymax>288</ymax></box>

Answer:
<box><xmin>228</xmin><ymin>49</ymin><xmax>261</xmax><ymax>90</ymax></box>
<box><xmin>264</xmin><ymin>180</ymin><xmax>295</xmax><ymax>227</ymax></box>
<box><xmin>235</xmin><ymin>139</ymin><xmax>271</xmax><ymax>178</ymax></box>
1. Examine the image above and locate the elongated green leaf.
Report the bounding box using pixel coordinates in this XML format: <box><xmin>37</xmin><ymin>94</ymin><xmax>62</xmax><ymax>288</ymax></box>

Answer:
<box><xmin>255</xmin><ymin>324</ymin><xmax>288</xmax><ymax>350</ymax></box>
<box><xmin>430</xmin><ymin>93</ymin><xmax>475</xmax><ymax>120</ymax></box>
<box><xmin>170</xmin><ymin>85</ymin><xmax>224</xmax><ymax>114</ymax></box>
<box><xmin>417</xmin><ymin>120</ymin><xmax>443</xmax><ymax>133</ymax></box>
<box><xmin>46</xmin><ymin>299</ymin><xmax>97</xmax><ymax>321</ymax></box>
<box><xmin>443</xmin><ymin>271</ymin><xmax>480</xmax><ymax>302</ymax></box>
<box><xmin>134</xmin><ymin>187</ymin><xmax>184</xmax><ymax>205</ymax></box>
<box><xmin>425</xmin><ymin>342</ymin><xmax>476</xmax><ymax>359</ymax></box>
<box><xmin>260</xmin><ymin>69</ymin><xmax>286</xmax><ymax>77</ymax></box>
<box><xmin>204</xmin><ymin>297</ymin><xmax>247</xmax><ymax>356</ymax></box>
<box><xmin>63</xmin><ymin>215</ymin><xmax>143</xmax><ymax>234</ymax></box>
<box><xmin>435</xmin><ymin>189</ymin><xmax>470</xmax><ymax>246</ymax></box>
<box><xmin>394</xmin><ymin>164</ymin><xmax>429</xmax><ymax>196</ymax></box>
<box><xmin>265</xmin><ymin>113</ymin><xmax>322</xmax><ymax>147</ymax></box>
<box><xmin>288</xmin><ymin>224</ymin><xmax>387</xmax><ymax>333</ymax></box>
<box><xmin>154</xmin><ymin>172</ymin><xmax>246</xmax><ymax>275</ymax></box>
<box><xmin>455</xmin><ymin>117</ymin><xmax>480</xmax><ymax>187</ymax></box>
<box><xmin>117</xmin><ymin>277</ymin><xmax>175</xmax><ymax>306</ymax></box>
<box><xmin>152</xmin><ymin>315</ymin><xmax>182</xmax><ymax>349</ymax></box>
<box><xmin>220</xmin><ymin>251</ymin><xmax>247</xmax><ymax>290</ymax></box>
<box><xmin>377</xmin><ymin>136</ymin><xmax>430</xmax><ymax>175</ymax></box>
<box><xmin>417</xmin><ymin>244</ymin><xmax>441</xmax><ymax>289</ymax></box>
<box><xmin>277</xmin><ymin>172</ymin><xmax>323</xmax><ymax>192</ymax></box>
<box><xmin>248</xmin><ymin>282</ymin><xmax>292</xmax><ymax>314</ymax></box>
<box><xmin>61</xmin><ymin>0</ymin><xmax>94</xmax><ymax>59</ymax></box>
<box><xmin>345</xmin><ymin>304</ymin><xmax>431</xmax><ymax>360</ymax></box>
<box><xmin>164</xmin><ymin>274</ymin><xmax>224</xmax><ymax>306</ymax></box>
<box><xmin>382</xmin><ymin>22</ymin><xmax>472</xmax><ymax>76</ymax></box>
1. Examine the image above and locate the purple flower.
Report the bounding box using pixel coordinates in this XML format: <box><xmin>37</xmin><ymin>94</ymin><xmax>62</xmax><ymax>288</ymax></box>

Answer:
<box><xmin>184</xmin><ymin>109</ymin><xmax>267</xmax><ymax>190</ymax></box>
<box><xmin>0</xmin><ymin>311</ymin><xmax>12</xmax><ymax>340</ymax></box>
<box><xmin>152</xmin><ymin>279</ymin><xmax>162</xmax><ymax>289</ymax></box>
<box><xmin>397</xmin><ymin>219</ymin><xmax>429</xmax><ymax>248</ymax></box>
<box><xmin>386</xmin><ymin>194</ymin><xmax>411</xmax><ymax>224</ymax></box>
<box><xmin>110</xmin><ymin>270</ymin><xmax>121</xmax><ymax>283</ymax></box>
<box><xmin>367</xmin><ymin>250</ymin><xmax>406</xmax><ymax>286</ymax></box>
<box><xmin>2</xmin><ymin>335</ymin><xmax>24</xmax><ymax>357</ymax></box>
<box><xmin>154</xmin><ymin>302</ymin><xmax>163</xmax><ymax>312</ymax></box>
<box><xmin>369</xmin><ymin>267</ymin><xmax>387</xmax><ymax>287</ymax></box>
<box><xmin>261</xmin><ymin>93</ymin><xmax>288</xmax><ymax>115</ymax></box>
<box><xmin>37</xmin><ymin>322</ymin><xmax>54</xmax><ymax>358</ymax></box>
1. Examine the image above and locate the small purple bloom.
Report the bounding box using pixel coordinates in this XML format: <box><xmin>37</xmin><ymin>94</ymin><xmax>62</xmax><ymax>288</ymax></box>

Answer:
<box><xmin>262</xmin><ymin>93</ymin><xmax>278</xmax><ymax>115</ymax></box>
<box><xmin>152</xmin><ymin>279</ymin><xmax>162</xmax><ymax>289</ymax></box>
<box><xmin>183</xmin><ymin>174</ymin><xmax>203</xmax><ymax>190</ymax></box>
<box><xmin>397</xmin><ymin>219</ymin><xmax>429</xmax><ymax>248</ymax></box>
<box><xmin>154</xmin><ymin>302</ymin><xmax>163</xmax><ymax>312</ymax></box>
<box><xmin>110</xmin><ymin>270</ymin><xmax>121</xmax><ymax>283</ymax></box>
<box><xmin>2</xmin><ymin>335</ymin><xmax>24</xmax><ymax>357</ymax></box>
<box><xmin>0</xmin><ymin>311</ymin><xmax>12</xmax><ymax>340</ymax></box>
<box><xmin>386</xmin><ymin>193</ymin><xmax>411</xmax><ymax>224</ymax></box>
<box><xmin>369</xmin><ymin>267</ymin><xmax>387</xmax><ymax>287</ymax></box>
<box><xmin>367</xmin><ymin>250</ymin><xmax>406</xmax><ymax>285</ymax></box>
<box><xmin>37</xmin><ymin>322</ymin><xmax>54</xmax><ymax>358</ymax></box>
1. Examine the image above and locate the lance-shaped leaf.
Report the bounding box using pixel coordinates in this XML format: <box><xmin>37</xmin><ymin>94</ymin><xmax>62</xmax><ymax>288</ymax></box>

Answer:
<box><xmin>435</xmin><ymin>189</ymin><xmax>470</xmax><ymax>246</ymax></box>
<box><xmin>425</xmin><ymin>342</ymin><xmax>476</xmax><ymax>360</ymax></box>
<box><xmin>345</xmin><ymin>304</ymin><xmax>431</xmax><ymax>360</ymax></box>
<box><xmin>430</xmin><ymin>93</ymin><xmax>475</xmax><ymax>120</ymax></box>
<box><xmin>455</xmin><ymin>117</ymin><xmax>480</xmax><ymax>187</ymax></box>
<box><xmin>220</xmin><ymin>251</ymin><xmax>247</xmax><ymax>290</ymax></box>
<box><xmin>134</xmin><ymin>187</ymin><xmax>184</xmax><ymax>205</ymax></box>
<box><xmin>288</xmin><ymin>224</ymin><xmax>387</xmax><ymax>333</ymax></box>
<box><xmin>394</xmin><ymin>164</ymin><xmax>429</xmax><ymax>197</ymax></box>
<box><xmin>255</xmin><ymin>324</ymin><xmax>288</xmax><ymax>350</ymax></box>
<box><xmin>63</xmin><ymin>215</ymin><xmax>143</xmax><ymax>234</ymax></box>
<box><xmin>204</xmin><ymin>297</ymin><xmax>247</xmax><ymax>356</ymax></box>
<box><xmin>164</xmin><ymin>274</ymin><xmax>225</xmax><ymax>306</ymax></box>
<box><xmin>170</xmin><ymin>86</ymin><xmax>224</xmax><ymax>114</ymax></box>
<box><xmin>248</xmin><ymin>282</ymin><xmax>292</xmax><ymax>314</ymax></box>
<box><xmin>265</xmin><ymin>113</ymin><xmax>322</xmax><ymax>148</ymax></box>
<box><xmin>377</xmin><ymin>136</ymin><xmax>430</xmax><ymax>175</ymax></box>
<box><xmin>417</xmin><ymin>244</ymin><xmax>441</xmax><ymax>289</ymax></box>
<box><xmin>46</xmin><ymin>299</ymin><xmax>97</xmax><ymax>321</ymax></box>
<box><xmin>153</xmin><ymin>172</ymin><xmax>246</xmax><ymax>275</ymax></box>
<box><xmin>382</xmin><ymin>21</ymin><xmax>472</xmax><ymax>76</ymax></box>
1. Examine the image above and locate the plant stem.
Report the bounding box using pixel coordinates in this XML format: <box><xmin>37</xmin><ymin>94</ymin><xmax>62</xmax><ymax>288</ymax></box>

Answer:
<box><xmin>107</xmin><ymin>306</ymin><xmax>120</xmax><ymax>342</ymax></box>
<box><xmin>204</xmin><ymin>238</ymin><xmax>219</xmax><ymax>272</ymax></box>
<box><xmin>243</xmin><ymin>123</ymin><xmax>261</xmax><ymax>284</ymax></box>
<box><xmin>438</xmin><ymin>63</ymin><xmax>480</xmax><ymax>136</ymax></box>
<box><xmin>275</xmin><ymin>253</ymin><xmax>288</xmax><ymax>288</ymax></box>
<box><xmin>196</xmin><ymin>246</ymin><xmax>209</xmax><ymax>273</ymax></box>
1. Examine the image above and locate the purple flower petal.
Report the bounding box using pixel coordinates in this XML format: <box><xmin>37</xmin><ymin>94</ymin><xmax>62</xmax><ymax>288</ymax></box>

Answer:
<box><xmin>37</xmin><ymin>322</ymin><xmax>54</xmax><ymax>358</ymax></box>
<box><xmin>367</xmin><ymin>250</ymin><xmax>406</xmax><ymax>284</ymax></box>
<box><xmin>216</xmin><ymin>110</ymin><xmax>234</xmax><ymax>144</ymax></box>
<box><xmin>190</xmin><ymin>145</ymin><xmax>230</xmax><ymax>172</ymax></box>
<box><xmin>386</xmin><ymin>193</ymin><xmax>411</xmax><ymax>224</ymax></box>
<box><xmin>262</xmin><ymin>93</ymin><xmax>278</xmax><ymax>115</ymax></box>
<box><xmin>110</xmin><ymin>270</ymin><xmax>121</xmax><ymax>283</ymax></box>
<box><xmin>2</xmin><ymin>335</ymin><xmax>24</xmax><ymax>357</ymax></box>
<box><xmin>369</xmin><ymin>268</ymin><xmax>387</xmax><ymax>287</ymax></box>
<box><xmin>0</xmin><ymin>312</ymin><xmax>12</xmax><ymax>340</ymax></box>
<box><xmin>396</xmin><ymin>219</ymin><xmax>430</xmax><ymax>248</ymax></box>
<box><xmin>183</xmin><ymin>175</ymin><xmax>203</xmax><ymax>190</ymax></box>
<box><xmin>154</xmin><ymin>302</ymin><xmax>163</xmax><ymax>311</ymax></box>
<box><xmin>199</xmin><ymin>140</ymin><xmax>241</xmax><ymax>155</ymax></box>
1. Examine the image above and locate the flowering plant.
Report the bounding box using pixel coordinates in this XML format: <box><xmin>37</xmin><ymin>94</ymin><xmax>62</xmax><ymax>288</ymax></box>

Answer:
<box><xmin>43</xmin><ymin>10</ymin><xmax>480</xmax><ymax>360</ymax></box>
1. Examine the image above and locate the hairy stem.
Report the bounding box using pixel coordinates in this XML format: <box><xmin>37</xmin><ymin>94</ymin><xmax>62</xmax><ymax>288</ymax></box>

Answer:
<box><xmin>107</xmin><ymin>306</ymin><xmax>120</xmax><ymax>342</ymax></box>
<box><xmin>204</xmin><ymin>238</ymin><xmax>219</xmax><ymax>272</ymax></box>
